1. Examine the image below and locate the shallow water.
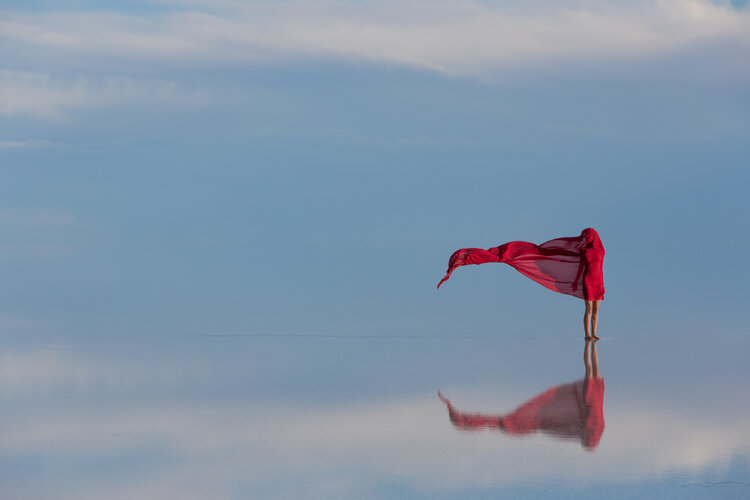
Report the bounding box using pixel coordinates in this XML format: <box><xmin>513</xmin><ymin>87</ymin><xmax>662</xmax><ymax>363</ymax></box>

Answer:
<box><xmin>3</xmin><ymin>320</ymin><xmax>748</xmax><ymax>500</ymax></box>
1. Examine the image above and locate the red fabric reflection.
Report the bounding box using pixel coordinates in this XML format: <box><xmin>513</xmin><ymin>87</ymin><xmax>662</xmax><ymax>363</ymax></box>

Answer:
<box><xmin>438</xmin><ymin>378</ymin><xmax>605</xmax><ymax>450</ymax></box>
<box><xmin>437</xmin><ymin>228</ymin><xmax>605</xmax><ymax>300</ymax></box>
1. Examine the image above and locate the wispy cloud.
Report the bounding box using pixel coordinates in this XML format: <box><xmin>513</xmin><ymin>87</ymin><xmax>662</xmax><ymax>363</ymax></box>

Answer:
<box><xmin>0</xmin><ymin>139</ymin><xmax>62</xmax><ymax>149</ymax></box>
<box><xmin>2</xmin><ymin>1</ymin><xmax>749</xmax><ymax>75</ymax></box>
<box><xmin>1</xmin><ymin>1</ymin><xmax>748</xmax><ymax>119</ymax></box>
<box><xmin>0</xmin><ymin>70</ymin><xmax>210</xmax><ymax>118</ymax></box>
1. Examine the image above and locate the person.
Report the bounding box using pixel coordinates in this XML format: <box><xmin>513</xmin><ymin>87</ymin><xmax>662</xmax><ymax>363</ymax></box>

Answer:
<box><xmin>438</xmin><ymin>339</ymin><xmax>605</xmax><ymax>450</ymax></box>
<box><xmin>437</xmin><ymin>228</ymin><xmax>605</xmax><ymax>339</ymax></box>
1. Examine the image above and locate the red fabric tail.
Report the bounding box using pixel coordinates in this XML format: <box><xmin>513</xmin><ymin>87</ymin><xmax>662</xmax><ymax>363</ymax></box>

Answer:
<box><xmin>436</xmin><ymin>247</ymin><xmax>503</xmax><ymax>289</ymax></box>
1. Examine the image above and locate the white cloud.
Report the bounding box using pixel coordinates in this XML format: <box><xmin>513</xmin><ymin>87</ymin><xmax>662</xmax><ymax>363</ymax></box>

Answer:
<box><xmin>0</xmin><ymin>139</ymin><xmax>62</xmax><ymax>149</ymax></box>
<box><xmin>1</xmin><ymin>1</ymin><xmax>748</xmax><ymax>119</ymax></box>
<box><xmin>1</xmin><ymin>1</ymin><xmax>748</xmax><ymax>76</ymax></box>
<box><xmin>0</xmin><ymin>70</ymin><xmax>210</xmax><ymax>118</ymax></box>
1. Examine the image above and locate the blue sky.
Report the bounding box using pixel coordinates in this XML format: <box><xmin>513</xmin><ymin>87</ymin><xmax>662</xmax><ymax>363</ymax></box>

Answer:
<box><xmin>2</xmin><ymin>0</ymin><xmax>750</xmax><ymax>341</ymax></box>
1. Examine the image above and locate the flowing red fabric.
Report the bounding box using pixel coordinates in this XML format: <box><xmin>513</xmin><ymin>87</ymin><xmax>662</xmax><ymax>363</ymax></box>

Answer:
<box><xmin>437</xmin><ymin>228</ymin><xmax>605</xmax><ymax>300</ymax></box>
<box><xmin>438</xmin><ymin>378</ymin><xmax>605</xmax><ymax>450</ymax></box>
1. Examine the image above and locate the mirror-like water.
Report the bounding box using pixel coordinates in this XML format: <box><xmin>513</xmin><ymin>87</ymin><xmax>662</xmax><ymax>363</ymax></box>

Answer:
<box><xmin>2</xmin><ymin>327</ymin><xmax>748</xmax><ymax>500</ymax></box>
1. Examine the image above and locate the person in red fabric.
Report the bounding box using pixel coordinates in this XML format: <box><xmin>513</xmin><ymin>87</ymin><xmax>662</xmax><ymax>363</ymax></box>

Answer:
<box><xmin>438</xmin><ymin>228</ymin><xmax>605</xmax><ymax>339</ymax></box>
<box><xmin>438</xmin><ymin>339</ymin><xmax>605</xmax><ymax>450</ymax></box>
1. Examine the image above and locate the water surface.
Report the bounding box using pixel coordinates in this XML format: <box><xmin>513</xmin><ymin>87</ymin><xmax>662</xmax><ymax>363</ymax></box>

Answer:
<box><xmin>3</xmin><ymin>320</ymin><xmax>748</xmax><ymax>499</ymax></box>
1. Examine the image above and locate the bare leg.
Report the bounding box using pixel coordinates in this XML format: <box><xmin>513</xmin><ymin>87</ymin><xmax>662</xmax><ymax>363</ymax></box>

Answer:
<box><xmin>590</xmin><ymin>339</ymin><xmax>601</xmax><ymax>379</ymax></box>
<box><xmin>584</xmin><ymin>300</ymin><xmax>593</xmax><ymax>339</ymax></box>
<box><xmin>591</xmin><ymin>300</ymin><xmax>601</xmax><ymax>340</ymax></box>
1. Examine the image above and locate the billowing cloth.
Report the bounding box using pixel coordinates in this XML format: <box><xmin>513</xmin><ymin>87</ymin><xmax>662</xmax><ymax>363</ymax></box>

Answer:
<box><xmin>437</xmin><ymin>227</ymin><xmax>605</xmax><ymax>300</ymax></box>
<box><xmin>438</xmin><ymin>377</ymin><xmax>605</xmax><ymax>450</ymax></box>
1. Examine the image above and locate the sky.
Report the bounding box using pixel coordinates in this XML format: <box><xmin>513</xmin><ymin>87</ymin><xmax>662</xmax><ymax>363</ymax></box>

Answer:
<box><xmin>1</xmin><ymin>2</ymin><xmax>750</xmax><ymax>498</ymax></box>
<box><xmin>2</xmin><ymin>0</ymin><xmax>749</xmax><ymax>341</ymax></box>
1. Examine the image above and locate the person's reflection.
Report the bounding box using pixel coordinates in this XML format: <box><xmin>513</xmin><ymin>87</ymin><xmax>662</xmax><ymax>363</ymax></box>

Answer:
<box><xmin>438</xmin><ymin>339</ymin><xmax>605</xmax><ymax>450</ymax></box>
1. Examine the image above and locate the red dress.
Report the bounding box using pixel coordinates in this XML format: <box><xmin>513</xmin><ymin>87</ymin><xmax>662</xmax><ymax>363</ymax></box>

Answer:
<box><xmin>438</xmin><ymin>228</ymin><xmax>605</xmax><ymax>301</ymax></box>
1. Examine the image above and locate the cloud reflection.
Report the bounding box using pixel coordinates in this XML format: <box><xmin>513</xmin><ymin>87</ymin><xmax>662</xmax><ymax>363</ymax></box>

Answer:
<box><xmin>2</xmin><ymin>339</ymin><xmax>749</xmax><ymax>499</ymax></box>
